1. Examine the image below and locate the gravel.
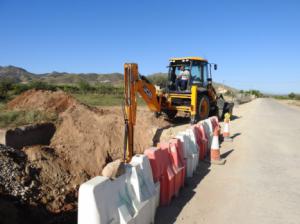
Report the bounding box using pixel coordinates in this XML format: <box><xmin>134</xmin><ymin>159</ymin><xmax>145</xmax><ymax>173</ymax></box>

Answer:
<box><xmin>0</xmin><ymin>144</ymin><xmax>39</xmax><ymax>203</ymax></box>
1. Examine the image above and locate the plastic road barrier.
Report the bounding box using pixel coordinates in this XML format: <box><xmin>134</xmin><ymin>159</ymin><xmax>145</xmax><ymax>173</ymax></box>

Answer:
<box><xmin>200</xmin><ymin>118</ymin><xmax>214</xmax><ymax>149</ymax></box>
<box><xmin>193</xmin><ymin>124</ymin><xmax>208</xmax><ymax>160</ymax></box>
<box><xmin>158</xmin><ymin>140</ymin><xmax>185</xmax><ymax>196</ymax></box>
<box><xmin>176</xmin><ymin>129</ymin><xmax>199</xmax><ymax>178</ymax></box>
<box><xmin>144</xmin><ymin>147</ymin><xmax>175</xmax><ymax>206</ymax></box>
<box><xmin>78</xmin><ymin>154</ymin><xmax>158</xmax><ymax>224</ymax></box>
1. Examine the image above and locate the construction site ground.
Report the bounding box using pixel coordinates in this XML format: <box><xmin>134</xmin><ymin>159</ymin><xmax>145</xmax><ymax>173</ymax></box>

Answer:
<box><xmin>1</xmin><ymin>90</ymin><xmax>300</xmax><ymax>224</ymax></box>
<box><xmin>156</xmin><ymin>98</ymin><xmax>300</xmax><ymax>224</ymax></box>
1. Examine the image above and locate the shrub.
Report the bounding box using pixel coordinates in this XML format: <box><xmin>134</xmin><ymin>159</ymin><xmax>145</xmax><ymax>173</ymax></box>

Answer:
<box><xmin>245</xmin><ymin>89</ymin><xmax>263</xmax><ymax>98</ymax></box>
<box><xmin>12</xmin><ymin>83</ymin><xmax>31</xmax><ymax>95</ymax></box>
<box><xmin>288</xmin><ymin>92</ymin><xmax>296</xmax><ymax>99</ymax></box>
<box><xmin>0</xmin><ymin>110</ymin><xmax>58</xmax><ymax>128</ymax></box>
<box><xmin>29</xmin><ymin>81</ymin><xmax>57</xmax><ymax>91</ymax></box>
<box><xmin>78</xmin><ymin>80</ymin><xmax>94</xmax><ymax>93</ymax></box>
<box><xmin>57</xmin><ymin>84</ymin><xmax>80</xmax><ymax>93</ymax></box>
<box><xmin>147</xmin><ymin>74</ymin><xmax>168</xmax><ymax>87</ymax></box>
<box><xmin>0</xmin><ymin>79</ymin><xmax>14</xmax><ymax>100</ymax></box>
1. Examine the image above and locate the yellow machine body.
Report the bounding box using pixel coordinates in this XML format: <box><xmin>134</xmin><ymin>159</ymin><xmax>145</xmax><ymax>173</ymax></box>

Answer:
<box><xmin>123</xmin><ymin>58</ymin><xmax>233</xmax><ymax>161</ymax></box>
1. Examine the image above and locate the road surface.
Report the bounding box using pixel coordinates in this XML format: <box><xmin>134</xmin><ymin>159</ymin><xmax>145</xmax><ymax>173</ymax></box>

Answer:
<box><xmin>155</xmin><ymin>98</ymin><xmax>300</xmax><ymax>224</ymax></box>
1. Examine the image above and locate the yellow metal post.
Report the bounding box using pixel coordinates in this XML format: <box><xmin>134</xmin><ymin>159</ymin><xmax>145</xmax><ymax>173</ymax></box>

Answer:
<box><xmin>224</xmin><ymin>112</ymin><xmax>231</xmax><ymax>122</ymax></box>
<box><xmin>191</xmin><ymin>85</ymin><xmax>197</xmax><ymax>116</ymax></box>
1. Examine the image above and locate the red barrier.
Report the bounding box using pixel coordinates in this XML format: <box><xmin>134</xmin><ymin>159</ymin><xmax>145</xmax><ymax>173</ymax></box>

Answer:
<box><xmin>210</xmin><ymin>116</ymin><xmax>219</xmax><ymax>131</ymax></box>
<box><xmin>160</xmin><ymin>146</ymin><xmax>176</xmax><ymax>205</ymax></box>
<box><xmin>159</xmin><ymin>139</ymin><xmax>186</xmax><ymax>197</ymax></box>
<box><xmin>194</xmin><ymin>124</ymin><xmax>208</xmax><ymax>160</ymax></box>
<box><xmin>169</xmin><ymin>138</ymin><xmax>186</xmax><ymax>188</ymax></box>
<box><xmin>144</xmin><ymin>146</ymin><xmax>175</xmax><ymax>206</ymax></box>
<box><xmin>144</xmin><ymin>147</ymin><xmax>163</xmax><ymax>183</ymax></box>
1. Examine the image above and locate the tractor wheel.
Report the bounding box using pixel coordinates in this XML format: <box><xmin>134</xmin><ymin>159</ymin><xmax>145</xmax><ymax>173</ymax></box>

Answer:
<box><xmin>197</xmin><ymin>95</ymin><xmax>210</xmax><ymax>121</ymax></box>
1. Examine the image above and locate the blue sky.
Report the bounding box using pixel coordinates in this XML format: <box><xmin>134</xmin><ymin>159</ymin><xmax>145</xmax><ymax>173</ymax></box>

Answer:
<box><xmin>0</xmin><ymin>0</ymin><xmax>300</xmax><ymax>93</ymax></box>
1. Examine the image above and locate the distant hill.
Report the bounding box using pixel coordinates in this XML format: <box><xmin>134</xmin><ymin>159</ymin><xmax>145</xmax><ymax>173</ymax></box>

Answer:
<box><xmin>0</xmin><ymin>66</ymin><xmax>238</xmax><ymax>94</ymax></box>
<box><xmin>0</xmin><ymin>66</ymin><xmax>35</xmax><ymax>82</ymax></box>
<box><xmin>0</xmin><ymin>66</ymin><xmax>123</xmax><ymax>85</ymax></box>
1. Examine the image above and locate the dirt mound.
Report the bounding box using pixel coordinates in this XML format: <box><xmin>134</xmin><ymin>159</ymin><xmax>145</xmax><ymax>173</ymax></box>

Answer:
<box><xmin>8</xmin><ymin>89</ymin><xmax>170</xmax><ymax>177</ymax></box>
<box><xmin>7</xmin><ymin>90</ymin><xmax>76</xmax><ymax>113</ymax></box>
<box><xmin>51</xmin><ymin>104</ymin><xmax>169</xmax><ymax>177</ymax></box>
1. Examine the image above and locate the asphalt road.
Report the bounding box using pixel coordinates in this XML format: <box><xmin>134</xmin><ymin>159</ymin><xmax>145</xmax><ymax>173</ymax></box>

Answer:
<box><xmin>155</xmin><ymin>98</ymin><xmax>300</xmax><ymax>224</ymax></box>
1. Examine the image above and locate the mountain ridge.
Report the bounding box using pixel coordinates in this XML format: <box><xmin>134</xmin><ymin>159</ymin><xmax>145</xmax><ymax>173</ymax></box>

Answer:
<box><xmin>0</xmin><ymin>65</ymin><xmax>124</xmax><ymax>85</ymax></box>
<box><xmin>0</xmin><ymin>65</ymin><xmax>238</xmax><ymax>93</ymax></box>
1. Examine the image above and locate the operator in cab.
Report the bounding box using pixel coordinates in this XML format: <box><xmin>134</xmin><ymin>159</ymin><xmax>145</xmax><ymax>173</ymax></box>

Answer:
<box><xmin>176</xmin><ymin>66</ymin><xmax>190</xmax><ymax>91</ymax></box>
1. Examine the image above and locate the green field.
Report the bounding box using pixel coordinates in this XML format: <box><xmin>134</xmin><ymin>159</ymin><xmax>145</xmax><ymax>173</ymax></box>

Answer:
<box><xmin>73</xmin><ymin>93</ymin><xmax>146</xmax><ymax>106</ymax></box>
<box><xmin>0</xmin><ymin>109</ymin><xmax>58</xmax><ymax>128</ymax></box>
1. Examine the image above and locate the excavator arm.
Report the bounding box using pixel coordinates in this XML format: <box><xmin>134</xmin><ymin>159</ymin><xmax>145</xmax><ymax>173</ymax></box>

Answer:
<box><xmin>123</xmin><ymin>63</ymin><xmax>161</xmax><ymax>162</ymax></box>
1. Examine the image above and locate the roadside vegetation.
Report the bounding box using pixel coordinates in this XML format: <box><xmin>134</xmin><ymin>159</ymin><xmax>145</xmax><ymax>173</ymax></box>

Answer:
<box><xmin>0</xmin><ymin>78</ymin><xmax>153</xmax><ymax>107</ymax></box>
<box><xmin>273</xmin><ymin>92</ymin><xmax>300</xmax><ymax>100</ymax></box>
<box><xmin>238</xmin><ymin>89</ymin><xmax>264</xmax><ymax>98</ymax></box>
<box><xmin>0</xmin><ymin>110</ymin><xmax>57</xmax><ymax>128</ymax></box>
<box><xmin>0</xmin><ymin>79</ymin><xmax>149</xmax><ymax>128</ymax></box>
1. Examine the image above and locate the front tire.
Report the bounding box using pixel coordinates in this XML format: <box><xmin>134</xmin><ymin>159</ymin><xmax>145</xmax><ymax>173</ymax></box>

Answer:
<box><xmin>197</xmin><ymin>95</ymin><xmax>210</xmax><ymax>121</ymax></box>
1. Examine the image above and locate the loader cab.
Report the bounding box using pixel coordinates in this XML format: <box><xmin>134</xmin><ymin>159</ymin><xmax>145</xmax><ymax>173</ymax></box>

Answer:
<box><xmin>167</xmin><ymin>57</ymin><xmax>210</xmax><ymax>93</ymax></box>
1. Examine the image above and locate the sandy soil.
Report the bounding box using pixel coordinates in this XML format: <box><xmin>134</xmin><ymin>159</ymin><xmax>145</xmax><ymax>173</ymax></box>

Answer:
<box><xmin>1</xmin><ymin>89</ymin><xmax>184</xmax><ymax>223</ymax></box>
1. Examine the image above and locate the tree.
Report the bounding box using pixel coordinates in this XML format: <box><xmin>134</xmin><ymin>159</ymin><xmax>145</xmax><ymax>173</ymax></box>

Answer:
<box><xmin>288</xmin><ymin>92</ymin><xmax>296</xmax><ymax>99</ymax></box>
<box><xmin>0</xmin><ymin>79</ymin><xmax>14</xmax><ymax>100</ymax></box>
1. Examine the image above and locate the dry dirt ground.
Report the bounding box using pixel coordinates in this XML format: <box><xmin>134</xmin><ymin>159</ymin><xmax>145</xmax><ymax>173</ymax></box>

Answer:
<box><xmin>156</xmin><ymin>98</ymin><xmax>300</xmax><ymax>224</ymax></box>
<box><xmin>276</xmin><ymin>99</ymin><xmax>300</xmax><ymax>109</ymax></box>
<box><xmin>5</xmin><ymin>90</ymin><xmax>297</xmax><ymax>224</ymax></box>
<box><xmin>0</xmin><ymin>90</ymin><xmax>188</xmax><ymax>224</ymax></box>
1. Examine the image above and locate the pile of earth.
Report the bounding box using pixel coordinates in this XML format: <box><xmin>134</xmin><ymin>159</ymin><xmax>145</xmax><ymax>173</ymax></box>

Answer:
<box><xmin>7</xmin><ymin>89</ymin><xmax>76</xmax><ymax>113</ymax></box>
<box><xmin>2</xmin><ymin>89</ymin><xmax>173</xmax><ymax>223</ymax></box>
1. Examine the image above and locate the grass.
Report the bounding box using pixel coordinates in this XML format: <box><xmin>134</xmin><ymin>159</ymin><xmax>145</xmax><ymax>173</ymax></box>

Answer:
<box><xmin>0</xmin><ymin>109</ymin><xmax>58</xmax><ymax>128</ymax></box>
<box><xmin>73</xmin><ymin>93</ymin><xmax>146</xmax><ymax>106</ymax></box>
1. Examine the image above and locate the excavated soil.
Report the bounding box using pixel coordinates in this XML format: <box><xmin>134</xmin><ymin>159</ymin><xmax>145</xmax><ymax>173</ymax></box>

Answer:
<box><xmin>7</xmin><ymin>89</ymin><xmax>76</xmax><ymax>113</ymax></box>
<box><xmin>1</xmin><ymin>89</ymin><xmax>175</xmax><ymax>223</ymax></box>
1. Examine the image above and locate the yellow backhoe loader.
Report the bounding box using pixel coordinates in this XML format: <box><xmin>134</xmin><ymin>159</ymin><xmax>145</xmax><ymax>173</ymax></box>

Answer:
<box><xmin>123</xmin><ymin>57</ymin><xmax>233</xmax><ymax>161</ymax></box>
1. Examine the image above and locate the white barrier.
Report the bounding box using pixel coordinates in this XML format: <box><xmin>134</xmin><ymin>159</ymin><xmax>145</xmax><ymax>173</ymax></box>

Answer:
<box><xmin>200</xmin><ymin>118</ymin><xmax>214</xmax><ymax>149</ymax></box>
<box><xmin>176</xmin><ymin>130</ymin><xmax>199</xmax><ymax>178</ymax></box>
<box><xmin>78</xmin><ymin>155</ymin><xmax>159</xmax><ymax>224</ymax></box>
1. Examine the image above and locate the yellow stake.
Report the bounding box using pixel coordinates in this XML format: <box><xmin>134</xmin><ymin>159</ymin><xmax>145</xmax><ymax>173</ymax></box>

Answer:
<box><xmin>224</xmin><ymin>112</ymin><xmax>231</xmax><ymax>122</ymax></box>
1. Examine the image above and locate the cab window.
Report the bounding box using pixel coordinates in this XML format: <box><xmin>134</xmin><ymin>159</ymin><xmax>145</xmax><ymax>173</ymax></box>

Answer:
<box><xmin>191</xmin><ymin>65</ymin><xmax>201</xmax><ymax>83</ymax></box>
<box><xmin>203</xmin><ymin>64</ymin><xmax>208</xmax><ymax>86</ymax></box>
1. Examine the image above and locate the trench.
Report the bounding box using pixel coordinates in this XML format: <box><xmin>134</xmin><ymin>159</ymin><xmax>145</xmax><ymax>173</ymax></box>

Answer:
<box><xmin>5</xmin><ymin>123</ymin><xmax>56</xmax><ymax>150</ymax></box>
